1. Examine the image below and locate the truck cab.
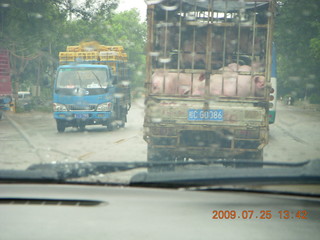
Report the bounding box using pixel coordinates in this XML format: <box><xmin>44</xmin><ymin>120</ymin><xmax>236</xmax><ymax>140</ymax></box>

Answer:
<box><xmin>53</xmin><ymin>42</ymin><xmax>130</xmax><ymax>133</ymax></box>
<box><xmin>53</xmin><ymin>64</ymin><xmax>128</xmax><ymax>132</ymax></box>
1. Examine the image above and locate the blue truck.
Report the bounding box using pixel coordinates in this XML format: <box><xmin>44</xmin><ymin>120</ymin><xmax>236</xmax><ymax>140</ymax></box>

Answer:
<box><xmin>53</xmin><ymin>42</ymin><xmax>131</xmax><ymax>132</ymax></box>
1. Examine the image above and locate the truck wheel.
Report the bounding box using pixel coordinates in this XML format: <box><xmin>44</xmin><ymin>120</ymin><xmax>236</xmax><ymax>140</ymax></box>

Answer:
<box><xmin>118</xmin><ymin>106</ymin><xmax>127</xmax><ymax>128</ymax></box>
<box><xmin>119</xmin><ymin>114</ymin><xmax>126</xmax><ymax>128</ymax></box>
<box><xmin>147</xmin><ymin>146</ymin><xmax>174</xmax><ymax>172</ymax></box>
<box><xmin>107</xmin><ymin>121</ymin><xmax>115</xmax><ymax>131</ymax></box>
<box><xmin>78</xmin><ymin>122</ymin><xmax>86</xmax><ymax>131</ymax></box>
<box><xmin>56</xmin><ymin>120</ymin><xmax>66</xmax><ymax>133</ymax></box>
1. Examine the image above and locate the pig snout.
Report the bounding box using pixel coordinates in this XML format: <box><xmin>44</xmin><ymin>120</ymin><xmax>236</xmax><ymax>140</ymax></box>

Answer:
<box><xmin>253</xmin><ymin>75</ymin><xmax>265</xmax><ymax>97</ymax></box>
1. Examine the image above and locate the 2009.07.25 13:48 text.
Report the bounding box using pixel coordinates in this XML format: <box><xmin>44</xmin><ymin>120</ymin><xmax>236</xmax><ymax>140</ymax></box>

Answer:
<box><xmin>212</xmin><ymin>210</ymin><xmax>308</xmax><ymax>220</ymax></box>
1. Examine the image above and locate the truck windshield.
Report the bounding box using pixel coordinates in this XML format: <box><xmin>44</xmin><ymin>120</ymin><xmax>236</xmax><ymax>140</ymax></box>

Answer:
<box><xmin>56</xmin><ymin>68</ymin><xmax>108</xmax><ymax>89</ymax></box>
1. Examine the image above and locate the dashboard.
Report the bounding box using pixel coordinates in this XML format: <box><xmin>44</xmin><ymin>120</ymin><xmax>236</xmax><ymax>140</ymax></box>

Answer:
<box><xmin>0</xmin><ymin>184</ymin><xmax>319</xmax><ymax>239</ymax></box>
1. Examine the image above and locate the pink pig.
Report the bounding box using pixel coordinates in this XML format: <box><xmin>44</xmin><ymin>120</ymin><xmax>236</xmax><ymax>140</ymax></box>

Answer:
<box><xmin>151</xmin><ymin>70</ymin><xmax>204</xmax><ymax>95</ymax></box>
<box><xmin>193</xmin><ymin>64</ymin><xmax>265</xmax><ymax>97</ymax></box>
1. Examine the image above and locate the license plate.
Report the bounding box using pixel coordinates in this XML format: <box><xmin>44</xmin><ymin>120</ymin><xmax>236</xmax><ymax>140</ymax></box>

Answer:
<box><xmin>74</xmin><ymin>113</ymin><xmax>89</xmax><ymax>119</ymax></box>
<box><xmin>188</xmin><ymin>109</ymin><xmax>224</xmax><ymax>121</ymax></box>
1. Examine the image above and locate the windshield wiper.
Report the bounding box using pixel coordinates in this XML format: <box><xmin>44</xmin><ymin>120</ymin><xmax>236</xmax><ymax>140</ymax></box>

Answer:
<box><xmin>91</xmin><ymin>71</ymin><xmax>103</xmax><ymax>88</ymax></box>
<box><xmin>130</xmin><ymin>159</ymin><xmax>320</xmax><ymax>188</ymax></box>
<box><xmin>1</xmin><ymin>159</ymin><xmax>320</xmax><ymax>186</ymax></box>
<box><xmin>0</xmin><ymin>169</ymin><xmax>59</xmax><ymax>183</ymax></box>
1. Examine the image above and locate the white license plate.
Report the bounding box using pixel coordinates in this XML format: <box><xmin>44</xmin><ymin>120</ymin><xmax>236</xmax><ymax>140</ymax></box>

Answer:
<box><xmin>188</xmin><ymin>109</ymin><xmax>224</xmax><ymax>121</ymax></box>
<box><xmin>74</xmin><ymin>113</ymin><xmax>89</xmax><ymax>119</ymax></box>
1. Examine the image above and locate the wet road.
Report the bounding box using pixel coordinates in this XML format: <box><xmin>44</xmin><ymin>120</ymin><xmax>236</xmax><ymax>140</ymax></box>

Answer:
<box><xmin>0</xmin><ymin>99</ymin><xmax>146</xmax><ymax>170</ymax></box>
<box><xmin>265</xmin><ymin>102</ymin><xmax>320</xmax><ymax>162</ymax></box>
<box><xmin>1</xmin><ymin>99</ymin><xmax>320</xmax><ymax>170</ymax></box>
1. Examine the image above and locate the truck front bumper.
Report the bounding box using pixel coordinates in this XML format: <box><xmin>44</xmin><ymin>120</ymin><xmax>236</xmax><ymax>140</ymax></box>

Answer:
<box><xmin>54</xmin><ymin>111</ymin><xmax>112</xmax><ymax>124</ymax></box>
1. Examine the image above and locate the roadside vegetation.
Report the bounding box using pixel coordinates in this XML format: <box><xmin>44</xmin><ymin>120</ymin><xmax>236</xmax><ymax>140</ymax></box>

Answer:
<box><xmin>0</xmin><ymin>0</ymin><xmax>146</xmax><ymax>112</ymax></box>
<box><xmin>275</xmin><ymin>0</ymin><xmax>320</xmax><ymax>103</ymax></box>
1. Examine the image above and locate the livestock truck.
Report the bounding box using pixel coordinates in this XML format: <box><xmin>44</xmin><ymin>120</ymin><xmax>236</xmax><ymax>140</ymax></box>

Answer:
<box><xmin>0</xmin><ymin>49</ymin><xmax>12</xmax><ymax>119</ymax></box>
<box><xmin>53</xmin><ymin>42</ymin><xmax>131</xmax><ymax>132</ymax></box>
<box><xmin>144</xmin><ymin>0</ymin><xmax>276</xmax><ymax>169</ymax></box>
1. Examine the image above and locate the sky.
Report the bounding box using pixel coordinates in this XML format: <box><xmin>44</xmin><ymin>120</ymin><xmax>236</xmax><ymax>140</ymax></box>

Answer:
<box><xmin>117</xmin><ymin>0</ymin><xmax>147</xmax><ymax>21</ymax></box>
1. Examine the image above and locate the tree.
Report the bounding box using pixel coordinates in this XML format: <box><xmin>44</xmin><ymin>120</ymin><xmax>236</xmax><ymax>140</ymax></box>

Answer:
<box><xmin>274</xmin><ymin>0</ymin><xmax>320</xmax><ymax>100</ymax></box>
<box><xmin>104</xmin><ymin>9</ymin><xmax>147</xmax><ymax>88</ymax></box>
<box><xmin>0</xmin><ymin>0</ymin><xmax>146</xmax><ymax>102</ymax></box>
<box><xmin>58</xmin><ymin>8</ymin><xmax>147</xmax><ymax>89</ymax></box>
<box><xmin>0</xmin><ymin>0</ymin><xmax>66</xmax><ymax>94</ymax></box>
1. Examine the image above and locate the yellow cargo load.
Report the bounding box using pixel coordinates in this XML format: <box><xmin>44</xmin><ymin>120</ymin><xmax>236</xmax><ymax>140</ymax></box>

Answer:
<box><xmin>121</xmin><ymin>53</ymin><xmax>128</xmax><ymax>62</ymax></box>
<box><xmin>79</xmin><ymin>41</ymin><xmax>100</xmax><ymax>52</ymax></box>
<box><xmin>59</xmin><ymin>42</ymin><xmax>127</xmax><ymax>64</ymax></box>
<box><xmin>59</xmin><ymin>52</ymin><xmax>75</xmax><ymax>62</ymax></box>
<box><xmin>74</xmin><ymin>52</ymin><xmax>98</xmax><ymax>61</ymax></box>
<box><xmin>66</xmin><ymin>46</ymin><xmax>82</xmax><ymax>52</ymax></box>
<box><xmin>99</xmin><ymin>51</ymin><xmax>122</xmax><ymax>61</ymax></box>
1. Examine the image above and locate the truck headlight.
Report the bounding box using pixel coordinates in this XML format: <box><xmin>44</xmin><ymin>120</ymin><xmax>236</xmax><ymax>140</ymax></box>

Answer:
<box><xmin>96</xmin><ymin>102</ymin><xmax>112</xmax><ymax>111</ymax></box>
<box><xmin>53</xmin><ymin>103</ymin><xmax>68</xmax><ymax>112</ymax></box>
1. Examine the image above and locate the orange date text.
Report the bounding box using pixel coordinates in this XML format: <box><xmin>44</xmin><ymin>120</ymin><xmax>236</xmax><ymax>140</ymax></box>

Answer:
<box><xmin>211</xmin><ymin>210</ymin><xmax>308</xmax><ymax>220</ymax></box>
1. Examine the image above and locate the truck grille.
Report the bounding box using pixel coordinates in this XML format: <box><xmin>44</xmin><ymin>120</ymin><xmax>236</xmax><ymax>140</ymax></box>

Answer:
<box><xmin>67</xmin><ymin>104</ymin><xmax>96</xmax><ymax>111</ymax></box>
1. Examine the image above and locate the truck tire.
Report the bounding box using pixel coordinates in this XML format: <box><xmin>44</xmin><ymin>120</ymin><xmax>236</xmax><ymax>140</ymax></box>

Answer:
<box><xmin>107</xmin><ymin>121</ymin><xmax>115</xmax><ymax>131</ymax></box>
<box><xmin>119</xmin><ymin>110</ymin><xmax>127</xmax><ymax>128</ymax></box>
<box><xmin>56</xmin><ymin>120</ymin><xmax>66</xmax><ymax>133</ymax></box>
<box><xmin>78</xmin><ymin>122</ymin><xmax>86</xmax><ymax>131</ymax></box>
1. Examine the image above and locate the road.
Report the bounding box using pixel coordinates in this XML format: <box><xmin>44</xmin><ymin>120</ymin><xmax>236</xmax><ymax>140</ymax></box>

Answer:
<box><xmin>1</xmin><ymin>99</ymin><xmax>320</xmax><ymax>172</ymax></box>
<box><xmin>265</xmin><ymin>102</ymin><xmax>320</xmax><ymax>162</ymax></box>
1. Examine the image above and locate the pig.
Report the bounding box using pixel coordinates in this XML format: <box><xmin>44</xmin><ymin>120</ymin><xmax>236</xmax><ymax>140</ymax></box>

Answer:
<box><xmin>151</xmin><ymin>70</ymin><xmax>205</xmax><ymax>95</ymax></box>
<box><xmin>193</xmin><ymin>73</ymin><xmax>239</xmax><ymax>97</ymax></box>
<box><xmin>181</xmin><ymin>39</ymin><xmax>206</xmax><ymax>69</ymax></box>
<box><xmin>193</xmin><ymin>64</ymin><xmax>265</xmax><ymax>97</ymax></box>
<box><xmin>151</xmin><ymin>70</ymin><xmax>177</xmax><ymax>94</ymax></box>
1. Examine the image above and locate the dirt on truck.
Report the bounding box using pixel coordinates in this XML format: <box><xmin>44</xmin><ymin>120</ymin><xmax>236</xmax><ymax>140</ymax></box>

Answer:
<box><xmin>143</xmin><ymin>0</ymin><xmax>275</xmax><ymax>170</ymax></box>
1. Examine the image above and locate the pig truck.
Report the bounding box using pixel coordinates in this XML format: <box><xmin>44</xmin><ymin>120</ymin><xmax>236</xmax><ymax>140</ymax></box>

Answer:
<box><xmin>144</xmin><ymin>0</ymin><xmax>276</xmax><ymax>169</ymax></box>
<box><xmin>53</xmin><ymin>42</ymin><xmax>131</xmax><ymax>132</ymax></box>
<box><xmin>0</xmin><ymin>49</ymin><xmax>12</xmax><ymax>119</ymax></box>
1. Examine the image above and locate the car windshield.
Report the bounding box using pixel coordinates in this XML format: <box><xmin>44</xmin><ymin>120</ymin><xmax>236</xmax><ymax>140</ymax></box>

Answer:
<box><xmin>56</xmin><ymin>68</ymin><xmax>109</xmax><ymax>89</ymax></box>
<box><xmin>0</xmin><ymin>0</ymin><xmax>320</xmax><ymax>191</ymax></box>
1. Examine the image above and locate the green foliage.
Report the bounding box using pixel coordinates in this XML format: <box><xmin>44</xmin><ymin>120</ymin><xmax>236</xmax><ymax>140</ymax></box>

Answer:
<box><xmin>309</xmin><ymin>94</ymin><xmax>320</xmax><ymax>104</ymax></box>
<box><xmin>60</xmin><ymin>9</ymin><xmax>147</xmax><ymax>88</ymax></box>
<box><xmin>275</xmin><ymin>0</ymin><xmax>320</xmax><ymax>98</ymax></box>
<box><xmin>310</xmin><ymin>21</ymin><xmax>320</xmax><ymax>60</ymax></box>
<box><xmin>0</xmin><ymin>0</ymin><xmax>147</xmax><ymax>103</ymax></box>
